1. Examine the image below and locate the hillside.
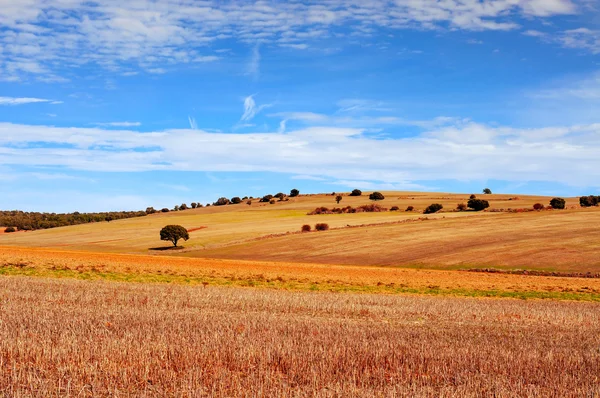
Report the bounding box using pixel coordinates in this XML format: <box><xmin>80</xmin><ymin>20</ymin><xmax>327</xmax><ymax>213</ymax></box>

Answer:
<box><xmin>1</xmin><ymin>191</ymin><xmax>597</xmax><ymax>272</ymax></box>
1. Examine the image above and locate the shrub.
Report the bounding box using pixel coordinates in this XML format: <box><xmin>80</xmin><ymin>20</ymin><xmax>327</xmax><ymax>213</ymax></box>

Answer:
<box><xmin>246</xmin><ymin>200</ymin><xmax>252</xmax><ymax>205</ymax></box>
<box><xmin>369</xmin><ymin>192</ymin><xmax>385</xmax><ymax>201</ymax></box>
<box><xmin>231</xmin><ymin>197</ymin><xmax>242</xmax><ymax>204</ymax></box>
<box><xmin>214</xmin><ymin>197</ymin><xmax>230</xmax><ymax>206</ymax></box>
<box><xmin>180</xmin><ymin>203</ymin><xmax>189</xmax><ymax>210</ymax></box>
<box><xmin>550</xmin><ymin>197</ymin><xmax>566</xmax><ymax>209</ymax></box>
<box><xmin>301</xmin><ymin>224</ymin><xmax>311</xmax><ymax>232</ymax></box>
<box><xmin>260</xmin><ymin>195</ymin><xmax>274</xmax><ymax>203</ymax></box>
<box><xmin>349</xmin><ymin>189</ymin><xmax>362</xmax><ymax>196</ymax></box>
<box><xmin>269</xmin><ymin>199</ymin><xmax>276</xmax><ymax>204</ymax></box>
<box><xmin>470</xmin><ymin>194</ymin><xmax>476</xmax><ymax>199</ymax></box>
<box><xmin>405</xmin><ymin>206</ymin><xmax>414</xmax><ymax>212</ymax></box>
<box><xmin>457</xmin><ymin>203</ymin><xmax>467</xmax><ymax>211</ymax></box>
<box><xmin>315</xmin><ymin>223</ymin><xmax>329</xmax><ymax>231</ymax></box>
<box><xmin>190</xmin><ymin>203</ymin><xmax>197</xmax><ymax>209</ymax></box>
<box><xmin>356</xmin><ymin>204</ymin><xmax>387</xmax><ymax>212</ymax></box>
<box><xmin>390</xmin><ymin>206</ymin><xmax>400</xmax><ymax>211</ymax></box>
<box><xmin>483</xmin><ymin>188</ymin><xmax>492</xmax><ymax>194</ymax></box>
<box><xmin>274</xmin><ymin>193</ymin><xmax>285</xmax><ymax>200</ymax></box>
<box><xmin>289</xmin><ymin>189</ymin><xmax>300</xmax><ymax>197</ymax></box>
<box><xmin>145</xmin><ymin>207</ymin><xmax>156</xmax><ymax>214</ymax></box>
<box><xmin>159</xmin><ymin>225</ymin><xmax>189</xmax><ymax>247</ymax></box>
<box><xmin>579</xmin><ymin>195</ymin><xmax>600</xmax><ymax>207</ymax></box>
<box><xmin>335</xmin><ymin>195</ymin><xmax>342</xmax><ymax>204</ymax></box>
<box><xmin>308</xmin><ymin>207</ymin><xmax>331</xmax><ymax>215</ymax></box>
<box><xmin>533</xmin><ymin>203</ymin><xmax>544</xmax><ymax>211</ymax></box>
<box><xmin>161</xmin><ymin>208</ymin><xmax>170</xmax><ymax>213</ymax></box>
<box><xmin>4</xmin><ymin>227</ymin><xmax>16</xmax><ymax>233</ymax></box>
<box><xmin>468</xmin><ymin>198</ymin><xmax>490</xmax><ymax>211</ymax></box>
<box><xmin>424</xmin><ymin>203</ymin><xmax>443</xmax><ymax>214</ymax></box>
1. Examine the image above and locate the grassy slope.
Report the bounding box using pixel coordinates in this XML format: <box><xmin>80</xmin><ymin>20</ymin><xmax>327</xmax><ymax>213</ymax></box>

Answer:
<box><xmin>1</xmin><ymin>191</ymin><xmax>596</xmax><ymax>272</ymax></box>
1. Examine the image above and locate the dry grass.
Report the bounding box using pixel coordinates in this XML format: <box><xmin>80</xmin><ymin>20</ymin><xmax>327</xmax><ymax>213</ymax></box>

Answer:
<box><xmin>0</xmin><ymin>276</ymin><xmax>598</xmax><ymax>397</ymax></box>
<box><xmin>195</xmin><ymin>209</ymin><xmax>600</xmax><ymax>272</ymax></box>
<box><xmin>1</xmin><ymin>246</ymin><xmax>600</xmax><ymax>301</ymax></box>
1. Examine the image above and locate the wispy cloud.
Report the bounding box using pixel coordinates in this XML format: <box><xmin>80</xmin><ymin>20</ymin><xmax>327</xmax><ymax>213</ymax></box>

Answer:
<box><xmin>246</xmin><ymin>45</ymin><xmax>261</xmax><ymax>79</ymax></box>
<box><xmin>241</xmin><ymin>95</ymin><xmax>271</xmax><ymax>122</ymax></box>
<box><xmin>188</xmin><ymin>116</ymin><xmax>198</xmax><ymax>130</ymax></box>
<box><xmin>0</xmin><ymin>97</ymin><xmax>56</xmax><ymax>106</ymax></box>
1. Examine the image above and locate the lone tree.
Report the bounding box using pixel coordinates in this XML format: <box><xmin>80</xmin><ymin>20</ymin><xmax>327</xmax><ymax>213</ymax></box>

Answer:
<box><xmin>290</xmin><ymin>189</ymin><xmax>300</xmax><ymax>197</ymax></box>
<box><xmin>160</xmin><ymin>225</ymin><xmax>189</xmax><ymax>247</ymax></box>
<box><xmin>550</xmin><ymin>197</ymin><xmax>566</xmax><ymax>209</ymax></box>
<box><xmin>424</xmin><ymin>203</ymin><xmax>443</xmax><ymax>214</ymax></box>
<box><xmin>350</xmin><ymin>189</ymin><xmax>362</xmax><ymax>196</ymax></box>
<box><xmin>230</xmin><ymin>197</ymin><xmax>242</xmax><ymax>204</ymax></box>
<box><xmin>369</xmin><ymin>192</ymin><xmax>385</xmax><ymax>201</ymax></box>
<box><xmin>483</xmin><ymin>188</ymin><xmax>492</xmax><ymax>194</ymax></box>
<box><xmin>336</xmin><ymin>195</ymin><xmax>343</xmax><ymax>204</ymax></box>
<box><xmin>468</xmin><ymin>198</ymin><xmax>490</xmax><ymax>211</ymax></box>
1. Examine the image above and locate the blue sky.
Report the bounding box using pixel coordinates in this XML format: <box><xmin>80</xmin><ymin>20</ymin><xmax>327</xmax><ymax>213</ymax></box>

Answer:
<box><xmin>0</xmin><ymin>0</ymin><xmax>599</xmax><ymax>212</ymax></box>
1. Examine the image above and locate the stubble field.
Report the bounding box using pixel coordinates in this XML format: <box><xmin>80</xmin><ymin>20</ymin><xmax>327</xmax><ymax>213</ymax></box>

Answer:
<box><xmin>1</xmin><ymin>277</ymin><xmax>599</xmax><ymax>397</ymax></box>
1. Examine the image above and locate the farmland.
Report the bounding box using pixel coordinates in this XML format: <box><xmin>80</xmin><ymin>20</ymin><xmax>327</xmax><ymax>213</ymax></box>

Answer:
<box><xmin>1</xmin><ymin>191</ymin><xmax>599</xmax><ymax>396</ymax></box>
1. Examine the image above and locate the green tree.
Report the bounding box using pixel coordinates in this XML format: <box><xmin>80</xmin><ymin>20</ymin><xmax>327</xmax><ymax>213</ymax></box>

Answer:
<box><xmin>369</xmin><ymin>192</ymin><xmax>385</xmax><ymax>201</ymax></box>
<box><xmin>483</xmin><ymin>188</ymin><xmax>492</xmax><ymax>194</ymax></box>
<box><xmin>468</xmin><ymin>198</ymin><xmax>490</xmax><ymax>211</ymax></box>
<box><xmin>336</xmin><ymin>195</ymin><xmax>342</xmax><ymax>204</ymax></box>
<box><xmin>290</xmin><ymin>189</ymin><xmax>300</xmax><ymax>197</ymax></box>
<box><xmin>160</xmin><ymin>225</ymin><xmax>189</xmax><ymax>247</ymax></box>
<box><xmin>350</xmin><ymin>189</ymin><xmax>362</xmax><ymax>196</ymax></box>
<box><xmin>550</xmin><ymin>197</ymin><xmax>566</xmax><ymax>209</ymax></box>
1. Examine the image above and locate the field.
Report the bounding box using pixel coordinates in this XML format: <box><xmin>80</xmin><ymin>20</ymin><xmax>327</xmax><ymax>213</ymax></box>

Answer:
<box><xmin>1</xmin><ymin>191</ymin><xmax>599</xmax><ymax>395</ymax></box>
<box><xmin>1</xmin><ymin>277</ymin><xmax>599</xmax><ymax>397</ymax></box>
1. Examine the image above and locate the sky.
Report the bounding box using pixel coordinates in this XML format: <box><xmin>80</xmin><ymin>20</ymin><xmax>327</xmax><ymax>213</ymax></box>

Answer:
<box><xmin>0</xmin><ymin>0</ymin><xmax>599</xmax><ymax>212</ymax></box>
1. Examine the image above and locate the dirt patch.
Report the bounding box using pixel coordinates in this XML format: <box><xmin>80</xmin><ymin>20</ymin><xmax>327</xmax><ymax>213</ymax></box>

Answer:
<box><xmin>187</xmin><ymin>227</ymin><xmax>207</xmax><ymax>233</ymax></box>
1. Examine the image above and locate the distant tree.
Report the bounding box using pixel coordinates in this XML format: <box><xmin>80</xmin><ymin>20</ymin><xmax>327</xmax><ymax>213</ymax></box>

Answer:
<box><xmin>369</xmin><ymin>192</ymin><xmax>385</xmax><ymax>201</ymax></box>
<box><xmin>180</xmin><ymin>203</ymin><xmax>188</xmax><ymax>210</ymax></box>
<box><xmin>483</xmin><ymin>188</ymin><xmax>492</xmax><ymax>194</ymax></box>
<box><xmin>550</xmin><ymin>197</ymin><xmax>566</xmax><ymax>210</ymax></box>
<box><xmin>336</xmin><ymin>195</ymin><xmax>343</xmax><ymax>204</ymax></box>
<box><xmin>533</xmin><ymin>203</ymin><xmax>544</xmax><ymax>211</ymax></box>
<box><xmin>274</xmin><ymin>193</ymin><xmax>286</xmax><ymax>200</ymax></box>
<box><xmin>290</xmin><ymin>189</ymin><xmax>300</xmax><ymax>197</ymax></box>
<box><xmin>214</xmin><ymin>197</ymin><xmax>230</xmax><ymax>206</ymax></box>
<box><xmin>467</xmin><ymin>198</ymin><xmax>490</xmax><ymax>211</ymax></box>
<box><xmin>405</xmin><ymin>206</ymin><xmax>414</xmax><ymax>212</ymax></box>
<box><xmin>173</xmin><ymin>205</ymin><xmax>180</xmax><ymax>211</ymax></box>
<box><xmin>161</xmin><ymin>208</ymin><xmax>170</xmax><ymax>213</ymax></box>
<box><xmin>4</xmin><ymin>227</ymin><xmax>15</xmax><ymax>233</ymax></box>
<box><xmin>160</xmin><ymin>225</ymin><xmax>189</xmax><ymax>247</ymax></box>
<box><xmin>260</xmin><ymin>195</ymin><xmax>274</xmax><ymax>203</ymax></box>
<box><xmin>390</xmin><ymin>206</ymin><xmax>400</xmax><ymax>211</ymax></box>
<box><xmin>191</xmin><ymin>203</ymin><xmax>197</xmax><ymax>209</ymax></box>
<box><xmin>470</xmin><ymin>194</ymin><xmax>477</xmax><ymax>199</ymax></box>
<box><xmin>231</xmin><ymin>197</ymin><xmax>242</xmax><ymax>204</ymax></box>
<box><xmin>350</xmin><ymin>189</ymin><xmax>362</xmax><ymax>197</ymax></box>
<box><xmin>145</xmin><ymin>207</ymin><xmax>156</xmax><ymax>214</ymax></box>
<box><xmin>301</xmin><ymin>224</ymin><xmax>311</xmax><ymax>232</ymax></box>
<box><xmin>424</xmin><ymin>203</ymin><xmax>443</xmax><ymax>214</ymax></box>
<box><xmin>105</xmin><ymin>215</ymin><xmax>114</xmax><ymax>222</ymax></box>
<box><xmin>579</xmin><ymin>196</ymin><xmax>600</xmax><ymax>207</ymax></box>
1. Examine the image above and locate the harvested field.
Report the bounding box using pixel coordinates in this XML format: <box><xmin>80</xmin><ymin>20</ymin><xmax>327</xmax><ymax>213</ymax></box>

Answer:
<box><xmin>0</xmin><ymin>277</ymin><xmax>598</xmax><ymax>397</ymax></box>
<box><xmin>1</xmin><ymin>246</ymin><xmax>600</xmax><ymax>300</ymax></box>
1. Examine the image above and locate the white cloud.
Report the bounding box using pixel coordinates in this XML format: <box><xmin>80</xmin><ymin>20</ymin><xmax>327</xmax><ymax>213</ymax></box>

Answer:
<box><xmin>559</xmin><ymin>28</ymin><xmax>600</xmax><ymax>54</ymax></box>
<box><xmin>1</xmin><ymin>120</ymin><xmax>600</xmax><ymax>187</ymax></box>
<box><xmin>95</xmin><ymin>121</ymin><xmax>142</xmax><ymax>127</ymax></box>
<box><xmin>246</xmin><ymin>45</ymin><xmax>261</xmax><ymax>79</ymax></box>
<box><xmin>0</xmin><ymin>0</ymin><xmax>586</xmax><ymax>81</ymax></box>
<box><xmin>0</xmin><ymin>96</ymin><xmax>54</xmax><ymax>105</ymax></box>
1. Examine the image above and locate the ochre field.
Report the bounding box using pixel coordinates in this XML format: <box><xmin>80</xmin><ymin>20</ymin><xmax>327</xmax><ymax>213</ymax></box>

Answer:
<box><xmin>2</xmin><ymin>191</ymin><xmax>600</xmax><ymax>396</ymax></box>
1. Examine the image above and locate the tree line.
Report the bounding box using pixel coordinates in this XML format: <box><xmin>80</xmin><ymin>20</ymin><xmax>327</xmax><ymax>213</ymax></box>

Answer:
<box><xmin>0</xmin><ymin>210</ymin><xmax>147</xmax><ymax>231</ymax></box>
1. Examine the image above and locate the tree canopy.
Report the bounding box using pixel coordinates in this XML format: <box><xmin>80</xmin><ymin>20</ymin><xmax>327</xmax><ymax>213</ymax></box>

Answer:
<box><xmin>160</xmin><ymin>225</ymin><xmax>189</xmax><ymax>247</ymax></box>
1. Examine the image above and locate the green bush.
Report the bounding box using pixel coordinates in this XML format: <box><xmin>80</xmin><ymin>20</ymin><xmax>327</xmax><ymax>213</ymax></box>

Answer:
<box><xmin>467</xmin><ymin>198</ymin><xmax>490</xmax><ymax>211</ymax></box>
<box><xmin>369</xmin><ymin>192</ymin><xmax>385</xmax><ymax>201</ymax></box>
<box><xmin>290</xmin><ymin>189</ymin><xmax>300</xmax><ymax>197</ymax></box>
<box><xmin>160</xmin><ymin>225</ymin><xmax>189</xmax><ymax>247</ymax></box>
<box><xmin>550</xmin><ymin>197</ymin><xmax>566</xmax><ymax>209</ymax></box>
<box><xmin>424</xmin><ymin>203</ymin><xmax>443</xmax><ymax>214</ymax></box>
